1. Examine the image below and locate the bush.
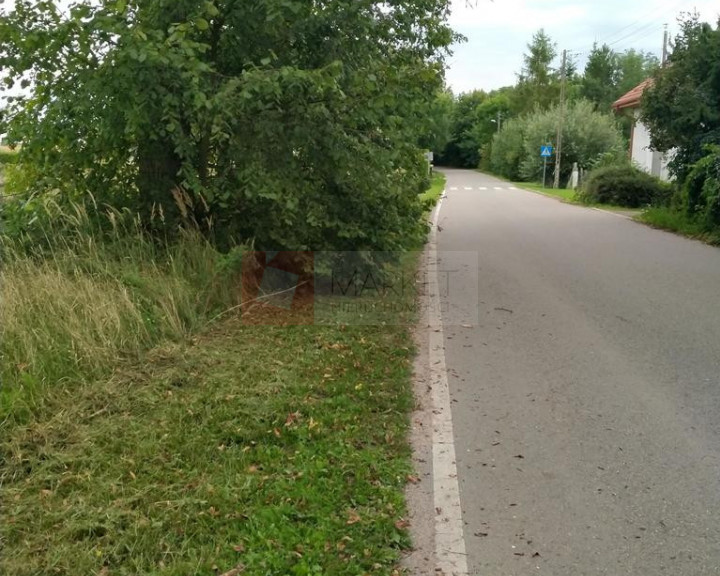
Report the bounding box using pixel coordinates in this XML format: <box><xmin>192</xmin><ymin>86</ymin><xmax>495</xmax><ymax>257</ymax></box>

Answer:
<box><xmin>489</xmin><ymin>100</ymin><xmax>625</xmax><ymax>185</ymax></box>
<box><xmin>580</xmin><ymin>165</ymin><xmax>671</xmax><ymax>207</ymax></box>
<box><xmin>683</xmin><ymin>145</ymin><xmax>720</xmax><ymax>228</ymax></box>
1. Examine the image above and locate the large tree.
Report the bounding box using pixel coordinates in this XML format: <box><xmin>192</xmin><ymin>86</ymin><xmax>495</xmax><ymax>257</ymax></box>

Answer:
<box><xmin>641</xmin><ymin>15</ymin><xmax>720</xmax><ymax>180</ymax></box>
<box><xmin>0</xmin><ymin>0</ymin><xmax>455</xmax><ymax>250</ymax></box>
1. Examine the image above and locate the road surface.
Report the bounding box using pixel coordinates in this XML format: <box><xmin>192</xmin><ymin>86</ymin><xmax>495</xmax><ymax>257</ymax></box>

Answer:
<box><xmin>436</xmin><ymin>169</ymin><xmax>720</xmax><ymax>575</ymax></box>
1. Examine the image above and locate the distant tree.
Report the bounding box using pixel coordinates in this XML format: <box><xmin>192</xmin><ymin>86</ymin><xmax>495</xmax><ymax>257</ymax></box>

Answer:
<box><xmin>642</xmin><ymin>15</ymin><xmax>720</xmax><ymax>180</ymax></box>
<box><xmin>616</xmin><ymin>49</ymin><xmax>660</xmax><ymax>95</ymax></box>
<box><xmin>420</xmin><ymin>90</ymin><xmax>455</xmax><ymax>157</ymax></box>
<box><xmin>581</xmin><ymin>44</ymin><xmax>619</xmax><ymax>111</ymax></box>
<box><xmin>514</xmin><ymin>29</ymin><xmax>559</xmax><ymax>113</ymax></box>
<box><xmin>437</xmin><ymin>90</ymin><xmax>487</xmax><ymax>167</ymax></box>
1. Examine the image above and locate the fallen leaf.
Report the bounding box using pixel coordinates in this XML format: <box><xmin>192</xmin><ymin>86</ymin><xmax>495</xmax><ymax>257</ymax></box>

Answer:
<box><xmin>346</xmin><ymin>510</ymin><xmax>361</xmax><ymax>525</ymax></box>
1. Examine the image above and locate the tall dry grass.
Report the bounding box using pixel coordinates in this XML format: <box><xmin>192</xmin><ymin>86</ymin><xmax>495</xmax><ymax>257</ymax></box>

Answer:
<box><xmin>0</xmin><ymin>200</ymin><xmax>244</xmax><ymax>420</ymax></box>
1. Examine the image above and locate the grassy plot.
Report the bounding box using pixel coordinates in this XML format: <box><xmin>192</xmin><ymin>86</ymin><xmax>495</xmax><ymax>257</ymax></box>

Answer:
<box><xmin>1</xmin><ymin>319</ymin><xmax>414</xmax><ymax>575</ymax></box>
<box><xmin>512</xmin><ymin>181</ymin><xmax>577</xmax><ymax>201</ymax></box>
<box><xmin>0</xmin><ymin>190</ymin><xmax>435</xmax><ymax>574</ymax></box>
<box><xmin>639</xmin><ymin>206</ymin><xmax>720</xmax><ymax>245</ymax></box>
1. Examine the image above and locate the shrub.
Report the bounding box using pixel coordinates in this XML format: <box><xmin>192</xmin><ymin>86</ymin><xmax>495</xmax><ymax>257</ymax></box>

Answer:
<box><xmin>580</xmin><ymin>165</ymin><xmax>671</xmax><ymax>207</ymax></box>
<box><xmin>489</xmin><ymin>117</ymin><xmax>526</xmax><ymax>180</ymax></box>
<box><xmin>683</xmin><ymin>145</ymin><xmax>720</xmax><ymax>228</ymax></box>
<box><xmin>519</xmin><ymin>100</ymin><xmax>625</xmax><ymax>184</ymax></box>
<box><xmin>489</xmin><ymin>100</ymin><xmax>625</xmax><ymax>185</ymax></box>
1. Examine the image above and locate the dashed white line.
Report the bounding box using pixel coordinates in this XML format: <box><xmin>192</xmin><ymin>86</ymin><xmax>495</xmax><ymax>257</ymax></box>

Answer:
<box><xmin>463</xmin><ymin>187</ymin><xmax>473</xmax><ymax>190</ymax></box>
<box><xmin>493</xmin><ymin>186</ymin><xmax>503</xmax><ymax>190</ymax></box>
<box><xmin>479</xmin><ymin>186</ymin><xmax>488</xmax><ymax>190</ymax></box>
<box><xmin>450</xmin><ymin>186</ymin><xmax>458</xmax><ymax>190</ymax></box>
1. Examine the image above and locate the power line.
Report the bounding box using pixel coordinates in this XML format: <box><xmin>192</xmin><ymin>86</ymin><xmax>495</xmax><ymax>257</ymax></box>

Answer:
<box><xmin>596</xmin><ymin>0</ymin><xmax>685</xmax><ymax>44</ymax></box>
<box><xmin>570</xmin><ymin>0</ymin><xmax>685</xmax><ymax>54</ymax></box>
<box><xmin>611</xmin><ymin>26</ymin><xmax>665</xmax><ymax>53</ymax></box>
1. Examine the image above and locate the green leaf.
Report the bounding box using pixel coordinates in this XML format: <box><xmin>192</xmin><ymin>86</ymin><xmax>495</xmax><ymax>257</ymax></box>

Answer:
<box><xmin>196</xmin><ymin>18</ymin><xmax>209</xmax><ymax>31</ymax></box>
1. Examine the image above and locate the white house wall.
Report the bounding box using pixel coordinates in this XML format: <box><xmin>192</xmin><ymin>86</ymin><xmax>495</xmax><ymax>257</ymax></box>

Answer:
<box><xmin>631</xmin><ymin>110</ymin><xmax>672</xmax><ymax>181</ymax></box>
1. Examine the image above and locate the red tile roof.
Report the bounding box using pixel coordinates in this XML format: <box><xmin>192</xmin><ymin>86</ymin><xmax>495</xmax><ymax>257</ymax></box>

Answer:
<box><xmin>613</xmin><ymin>78</ymin><xmax>654</xmax><ymax>110</ymax></box>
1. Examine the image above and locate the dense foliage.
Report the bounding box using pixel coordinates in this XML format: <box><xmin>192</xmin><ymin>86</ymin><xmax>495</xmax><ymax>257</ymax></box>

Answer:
<box><xmin>490</xmin><ymin>99</ymin><xmax>625</xmax><ymax>184</ymax></box>
<box><xmin>682</xmin><ymin>145</ymin><xmax>720</xmax><ymax>229</ymax></box>
<box><xmin>580</xmin><ymin>164</ymin><xmax>670</xmax><ymax>208</ymax></box>
<box><xmin>436</xmin><ymin>88</ymin><xmax>511</xmax><ymax>167</ymax></box>
<box><xmin>642</xmin><ymin>16</ymin><xmax>720</xmax><ymax>181</ymax></box>
<box><xmin>581</xmin><ymin>44</ymin><xmax>659</xmax><ymax>113</ymax></box>
<box><xmin>433</xmin><ymin>28</ymin><xmax>649</xmax><ymax>173</ymax></box>
<box><xmin>0</xmin><ymin>0</ymin><xmax>455</xmax><ymax>250</ymax></box>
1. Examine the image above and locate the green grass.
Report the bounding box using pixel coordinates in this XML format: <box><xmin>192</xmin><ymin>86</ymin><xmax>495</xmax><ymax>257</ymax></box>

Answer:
<box><xmin>419</xmin><ymin>171</ymin><xmax>446</xmax><ymax>206</ymax></box>
<box><xmin>639</xmin><ymin>206</ymin><xmax>720</xmax><ymax>245</ymax></box>
<box><xmin>513</xmin><ymin>181</ymin><xmax>577</xmax><ymax>201</ymax></box>
<box><xmin>0</xmin><ymin>179</ymin><xmax>436</xmax><ymax>574</ymax></box>
<box><xmin>1</xmin><ymin>319</ymin><xmax>414</xmax><ymax>575</ymax></box>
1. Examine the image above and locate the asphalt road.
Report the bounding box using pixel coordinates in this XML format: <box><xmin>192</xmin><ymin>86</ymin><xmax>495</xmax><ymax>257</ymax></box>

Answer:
<box><xmin>436</xmin><ymin>168</ymin><xmax>720</xmax><ymax>575</ymax></box>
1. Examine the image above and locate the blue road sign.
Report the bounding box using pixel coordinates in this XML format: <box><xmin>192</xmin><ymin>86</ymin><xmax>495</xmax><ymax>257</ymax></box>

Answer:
<box><xmin>540</xmin><ymin>145</ymin><xmax>553</xmax><ymax>158</ymax></box>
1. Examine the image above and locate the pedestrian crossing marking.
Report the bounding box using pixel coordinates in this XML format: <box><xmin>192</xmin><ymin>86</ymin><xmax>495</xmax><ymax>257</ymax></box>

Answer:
<box><xmin>445</xmin><ymin>185</ymin><xmax>523</xmax><ymax>191</ymax></box>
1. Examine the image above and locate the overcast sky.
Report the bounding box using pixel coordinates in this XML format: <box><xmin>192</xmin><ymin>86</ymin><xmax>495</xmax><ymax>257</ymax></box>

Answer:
<box><xmin>446</xmin><ymin>0</ymin><xmax>720</xmax><ymax>94</ymax></box>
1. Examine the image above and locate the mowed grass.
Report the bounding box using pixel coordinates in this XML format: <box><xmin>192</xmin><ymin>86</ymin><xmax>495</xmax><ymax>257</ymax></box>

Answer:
<box><xmin>0</xmin><ymin>193</ymin><xmax>428</xmax><ymax>574</ymax></box>
<box><xmin>1</xmin><ymin>320</ymin><xmax>415</xmax><ymax>575</ymax></box>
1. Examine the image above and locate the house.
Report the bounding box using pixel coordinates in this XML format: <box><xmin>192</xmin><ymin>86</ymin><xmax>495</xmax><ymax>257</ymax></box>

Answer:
<box><xmin>613</xmin><ymin>79</ymin><xmax>673</xmax><ymax>181</ymax></box>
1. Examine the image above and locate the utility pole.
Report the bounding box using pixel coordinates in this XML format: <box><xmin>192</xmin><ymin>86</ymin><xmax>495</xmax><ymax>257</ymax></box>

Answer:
<box><xmin>553</xmin><ymin>49</ymin><xmax>567</xmax><ymax>190</ymax></box>
<box><xmin>662</xmin><ymin>24</ymin><xmax>669</xmax><ymax>66</ymax></box>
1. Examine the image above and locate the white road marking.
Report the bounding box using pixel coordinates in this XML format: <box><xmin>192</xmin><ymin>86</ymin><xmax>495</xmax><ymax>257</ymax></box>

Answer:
<box><xmin>479</xmin><ymin>186</ymin><xmax>488</xmax><ymax>190</ymax></box>
<box><xmin>464</xmin><ymin>187</ymin><xmax>473</xmax><ymax>190</ymax></box>
<box><xmin>509</xmin><ymin>186</ymin><xmax>518</xmax><ymax>190</ymax></box>
<box><xmin>427</xmin><ymin>196</ymin><xmax>469</xmax><ymax>576</ymax></box>
<box><xmin>450</xmin><ymin>186</ymin><xmax>458</xmax><ymax>190</ymax></box>
<box><xmin>493</xmin><ymin>186</ymin><xmax>503</xmax><ymax>190</ymax></box>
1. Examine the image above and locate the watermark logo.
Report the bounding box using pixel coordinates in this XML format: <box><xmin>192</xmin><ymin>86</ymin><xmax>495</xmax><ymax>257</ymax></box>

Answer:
<box><xmin>240</xmin><ymin>251</ymin><xmax>478</xmax><ymax>326</ymax></box>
